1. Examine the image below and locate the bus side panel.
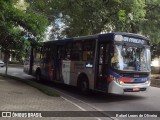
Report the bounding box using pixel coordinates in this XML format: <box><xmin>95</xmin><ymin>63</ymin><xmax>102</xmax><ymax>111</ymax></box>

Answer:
<box><xmin>69</xmin><ymin>61</ymin><xmax>95</xmax><ymax>89</ymax></box>
<box><xmin>69</xmin><ymin>61</ymin><xmax>78</xmax><ymax>86</ymax></box>
<box><xmin>32</xmin><ymin>58</ymin><xmax>41</xmax><ymax>76</ymax></box>
<box><xmin>24</xmin><ymin>58</ymin><xmax>30</xmax><ymax>74</ymax></box>
<box><xmin>40</xmin><ymin>58</ymin><xmax>52</xmax><ymax>81</ymax></box>
<box><xmin>62</xmin><ymin>60</ymin><xmax>71</xmax><ymax>85</ymax></box>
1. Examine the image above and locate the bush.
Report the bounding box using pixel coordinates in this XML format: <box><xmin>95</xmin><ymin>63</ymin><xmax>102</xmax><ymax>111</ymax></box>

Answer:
<box><xmin>151</xmin><ymin>66</ymin><xmax>160</xmax><ymax>74</ymax></box>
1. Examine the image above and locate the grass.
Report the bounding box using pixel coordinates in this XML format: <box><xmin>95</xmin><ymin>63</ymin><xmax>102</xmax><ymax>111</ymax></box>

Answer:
<box><xmin>0</xmin><ymin>73</ymin><xmax>60</xmax><ymax>97</ymax></box>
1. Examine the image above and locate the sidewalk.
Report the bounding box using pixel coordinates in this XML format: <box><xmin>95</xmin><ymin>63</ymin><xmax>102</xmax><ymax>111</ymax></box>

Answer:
<box><xmin>0</xmin><ymin>76</ymin><xmax>101</xmax><ymax>120</ymax></box>
<box><xmin>0</xmin><ymin>76</ymin><xmax>75</xmax><ymax>111</ymax></box>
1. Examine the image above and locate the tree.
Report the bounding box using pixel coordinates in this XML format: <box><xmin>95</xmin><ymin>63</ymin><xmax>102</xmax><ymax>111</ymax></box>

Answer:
<box><xmin>26</xmin><ymin>0</ymin><xmax>146</xmax><ymax>36</ymax></box>
<box><xmin>141</xmin><ymin>0</ymin><xmax>160</xmax><ymax>44</ymax></box>
<box><xmin>0</xmin><ymin>0</ymin><xmax>48</xmax><ymax>74</ymax></box>
<box><xmin>27</xmin><ymin>0</ymin><xmax>160</xmax><ymax>57</ymax></box>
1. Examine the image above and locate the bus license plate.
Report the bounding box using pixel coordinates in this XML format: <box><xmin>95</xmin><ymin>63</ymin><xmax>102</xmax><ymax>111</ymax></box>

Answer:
<box><xmin>133</xmin><ymin>88</ymin><xmax>140</xmax><ymax>91</ymax></box>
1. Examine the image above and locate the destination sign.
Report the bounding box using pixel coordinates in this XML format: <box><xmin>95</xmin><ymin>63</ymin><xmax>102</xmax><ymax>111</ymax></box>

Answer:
<box><xmin>123</xmin><ymin>36</ymin><xmax>146</xmax><ymax>44</ymax></box>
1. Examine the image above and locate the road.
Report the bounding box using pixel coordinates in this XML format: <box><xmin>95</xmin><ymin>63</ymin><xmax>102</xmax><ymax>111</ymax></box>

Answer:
<box><xmin>0</xmin><ymin>67</ymin><xmax>160</xmax><ymax>120</ymax></box>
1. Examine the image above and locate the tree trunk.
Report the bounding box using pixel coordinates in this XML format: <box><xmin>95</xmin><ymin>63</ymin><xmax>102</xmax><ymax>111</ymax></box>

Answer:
<box><xmin>29</xmin><ymin>46</ymin><xmax>34</xmax><ymax>75</ymax></box>
<box><xmin>5</xmin><ymin>59</ymin><xmax>8</xmax><ymax>75</ymax></box>
<box><xmin>4</xmin><ymin>53</ymin><xmax>9</xmax><ymax>75</ymax></box>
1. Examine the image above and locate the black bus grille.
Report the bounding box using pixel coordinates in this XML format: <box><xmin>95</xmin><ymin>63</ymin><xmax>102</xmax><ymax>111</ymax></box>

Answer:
<box><xmin>121</xmin><ymin>74</ymin><xmax>148</xmax><ymax>78</ymax></box>
<box><xmin>124</xmin><ymin>88</ymin><xmax>147</xmax><ymax>92</ymax></box>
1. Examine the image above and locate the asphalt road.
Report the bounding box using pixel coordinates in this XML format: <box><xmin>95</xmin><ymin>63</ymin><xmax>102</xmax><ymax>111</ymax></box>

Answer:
<box><xmin>0</xmin><ymin>67</ymin><xmax>160</xmax><ymax>120</ymax></box>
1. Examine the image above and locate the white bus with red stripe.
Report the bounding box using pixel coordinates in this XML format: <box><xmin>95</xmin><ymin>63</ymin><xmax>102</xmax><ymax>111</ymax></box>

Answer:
<box><xmin>24</xmin><ymin>32</ymin><xmax>151</xmax><ymax>94</ymax></box>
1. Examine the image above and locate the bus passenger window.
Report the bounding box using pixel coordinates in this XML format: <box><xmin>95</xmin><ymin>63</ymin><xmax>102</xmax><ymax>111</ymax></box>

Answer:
<box><xmin>65</xmin><ymin>51</ymin><xmax>71</xmax><ymax>60</ymax></box>
<box><xmin>87</xmin><ymin>51</ymin><xmax>94</xmax><ymax>63</ymax></box>
<box><xmin>83</xmin><ymin>51</ymin><xmax>88</xmax><ymax>61</ymax></box>
<box><xmin>82</xmin><ymin>40</ymin><xmax>95</xmax><ymax>64</ymax></box>
<box><xmin>65</xmin><ymin>43</ymin><xmax>72</xmax><ymax>60</ymax></box>
<box><xmin>71</xmin><ymin>41</ymin><xmax>82</xmax><ymax>61</ymax></box>
<box><xmin>57</xmin><ymin>46</ymin><xmax>66</xmax><ymax>60</ymax></box>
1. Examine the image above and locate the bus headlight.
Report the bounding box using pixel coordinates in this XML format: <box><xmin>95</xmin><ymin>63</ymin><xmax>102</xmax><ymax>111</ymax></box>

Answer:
<box><xmin>108</xmin><ymin>75</ymin><xmax>125</xmax><ymax>85</ymax></box>
<box><xmin>113</xmin><ymin>77</ymin><xmax>124</xmax><ymax>85</ymax></box>
<box><xmin>145</xmin><ymin>80</ymin><xmax>150</xmax><ymax>84</ymax></box>
<box><xmin>119</xmin><ymin>80</ymin><xmax>124</xmax><ymax>85</ymax></box>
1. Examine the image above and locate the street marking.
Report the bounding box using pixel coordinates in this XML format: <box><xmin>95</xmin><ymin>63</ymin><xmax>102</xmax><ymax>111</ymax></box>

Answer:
<box><xmin>61</xmin><ymin>96</ymin><xmax>86</xmax><ymax>111</ymax></box>
<box><xmin>61</xmin><ymin>96</ymin><xmax>102</xmax><ymax>120</ymax></box>
<box><xmin>53</xmin><ymin>88</ymin><xmax>118</xmax><ymax>120</ymax></box>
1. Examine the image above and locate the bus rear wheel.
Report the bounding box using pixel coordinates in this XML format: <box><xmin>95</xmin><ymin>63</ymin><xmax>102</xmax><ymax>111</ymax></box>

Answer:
<box><xmin>36</xmin><ymin>70</ymin><xmax>41</xmax><ymax>82</ymax></box>
<box><xmin>79</xmin><ymin>78</ymin><xmax>89</xmax><ymax>95</ymax></box>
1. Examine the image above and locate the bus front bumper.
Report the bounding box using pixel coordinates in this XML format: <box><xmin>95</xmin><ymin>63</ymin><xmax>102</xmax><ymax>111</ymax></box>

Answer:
<box><xmin>108</xmin><ymin>80</ymin><xmax>150</xmax><ymax>94</ymax></box>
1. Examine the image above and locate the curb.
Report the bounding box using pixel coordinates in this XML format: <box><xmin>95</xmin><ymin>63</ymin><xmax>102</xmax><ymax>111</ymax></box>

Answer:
<box><xmin>0</xmin><ymin>73</ymin><xmax>60</xmax><ymax>97</ymax></box>
<box><xmin>8</xmin><ymin>64</ymin><xmax>24</xmax><ymax>68</ymax></box>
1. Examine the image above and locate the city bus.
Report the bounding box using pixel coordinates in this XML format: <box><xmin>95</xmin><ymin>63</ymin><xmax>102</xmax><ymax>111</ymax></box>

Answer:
<box><xmin>24</xmin><ymin>32</ymin><xmax>151</xmax><ymax>94</ymax></box>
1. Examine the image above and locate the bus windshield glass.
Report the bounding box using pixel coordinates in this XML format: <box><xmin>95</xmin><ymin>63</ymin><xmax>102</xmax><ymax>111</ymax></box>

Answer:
<box><xmin>111</xmin><ymin>44</ymin><xmax>151</xmax><ymax>71</ymax></box>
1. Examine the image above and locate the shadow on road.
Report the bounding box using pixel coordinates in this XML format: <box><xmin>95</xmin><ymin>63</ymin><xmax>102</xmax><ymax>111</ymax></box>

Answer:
<box><xmin>33</xmin><ymin>79</ymin><xmax>146</xmax><ymax>104</ymax></box>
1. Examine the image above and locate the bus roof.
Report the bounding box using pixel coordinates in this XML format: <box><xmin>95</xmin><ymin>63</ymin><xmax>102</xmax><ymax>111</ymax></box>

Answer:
<box><xmin>113</xmin><ymin>32</ymin><xmax>149</xmax><ymax>40</ymax></box>
<box><xmin>44</xmin><ymin>32</ymin><xmax>149</xmax><ymax>44</ymax></box>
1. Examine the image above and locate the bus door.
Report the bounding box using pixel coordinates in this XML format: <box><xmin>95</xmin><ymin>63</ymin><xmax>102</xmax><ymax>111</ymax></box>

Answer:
<box><xmin>41</xmin><ymin>46</ymin><xmax>52</xmax><ymax>80</ymax></box>
<box><xmin>95</xmin><ymin>42</ymin><xmax>110</xmax><ymax>91</ymax></box>
<box><xmin>53</xmin><ymin>45</ymin><xmax>64</xmax><ymax>81</ymax></box>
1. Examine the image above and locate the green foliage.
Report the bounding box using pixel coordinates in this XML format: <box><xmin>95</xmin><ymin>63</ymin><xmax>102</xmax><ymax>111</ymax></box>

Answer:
<box><xmin>0</xmin><ymin>0</ymin><xmax>48</xmax><ymax>53</ymax></box>
<box><xmin>23</xmin><ymin>0</ymin><xmax>160</xmax><ymax>57</ymax></box>
<box><xmin>0</xmin><ymin>0</ymin><xmax>49</xmax><ymax>74</ymax></box>
<box><xmin>27</xmin><ymin>0</ymin><xmax>146</xmax><ymax>37</ymax></box>
<box><xmin>141</xmin><ymin>0</ymin><xmax>160</xmax><ymax>44</ymax></box>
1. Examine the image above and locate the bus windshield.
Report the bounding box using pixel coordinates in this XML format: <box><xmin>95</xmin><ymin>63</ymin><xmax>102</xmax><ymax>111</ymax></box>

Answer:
<box><xmin>111</xmin><ymin>44</ymin><xmax>151</xmax><ymax>71</ymax></box>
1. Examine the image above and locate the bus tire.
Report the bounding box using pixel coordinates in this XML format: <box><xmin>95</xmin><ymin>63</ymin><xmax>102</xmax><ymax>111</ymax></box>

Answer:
<box><xmin>78</xmin><ymin>77</ymin><xmax>89</xmax><ymax>95</ymax></box>
<box><xmin>36</xmin><ymin>69</ymin><xmax>41</xmax><ymax>82</ymax></box>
